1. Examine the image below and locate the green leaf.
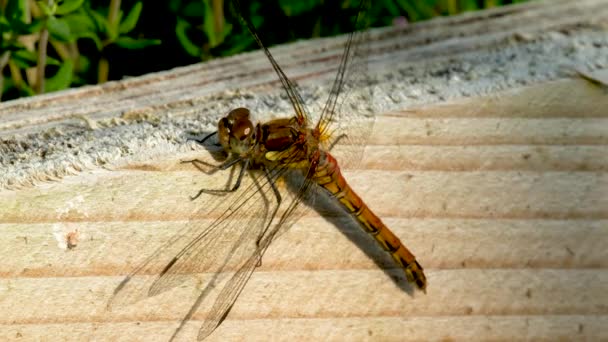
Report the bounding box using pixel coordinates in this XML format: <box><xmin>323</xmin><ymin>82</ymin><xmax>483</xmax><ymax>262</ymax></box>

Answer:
<box><xmin>56</xmin><ymin>0</ymin><xmax>85</xmax><ymax>15</ymax></box>
<box><xmin>46</xmin><ymin>59</ymin><xmax>73</xmax><ymax>92</ymax></box>
<box><xmin>2</xmin><ymin>76</ymin><xmax>15</xmax><ymax>94</ymax></box>
<box><xmin>119</xmin><ymin>2</ymin><xmax>142</xmax><ymax>34</ymax></box>
<box><xmin>9</xmin><ymin>47</ymin><xmax>61</xmax><ymax>68</ymax></box>
<box><xmin>107</xmin><ymin>19</ymin><xmax>119</xmax><ymax>41</ymax></box>
<box><xmin>113</xmin><ymin>37</ymin><xmax>161</xmax><ymax>49</ymax></box>
<box><xmin>221</xmin><ymin>22</ymin><xmax>233</xmax><ymax>44</ymax></box>
<box><xmin>5</xmin><ymin>0</ymin><xmax>28</xmax><ymax>24</ymax></box>
<box><xmin>396</xmin><ymin>0</ymin><xmax>437</xmax><ymax>21</ymax></box>
<box><xmin>47</xmin><ymin>16</ymin><xmax>72</xmax><ymax>41</ymax></box>
<box><xmin>45</xmin><ymin>55</ymin><xmax>61</xmax><ymax>65</ymax></box>
<box><xmin>11</xmin><ymin>49</ymin><xmax>38</xmax><ymax>68</ymax></box>
<box><xmin>182</xmin><ymin>1</ymin><xmax>204</xmax><ymax>18</ymax></box>
<box><xmin>63</xmin><ymin>13</ymin><xmax>96</xmax><ymax>33</ymax></box>
<box><xmin>1</xmin><ymin>41</ymin><xmax>25</xmax><ymax>52</ymax></box>
<box><xmin>114</xmin><ymin>10</ymin><xmax>123</xmax><ymax>33</ymax></box>
<box><xmin>87</xmin><ymin>8</ymin><xmax>110</xmax><ymax>35</ymax></box>
<box><xmin>278</xmin><ymin>0</ymin><xmax>318</xmax><ymax>16</ymax></box>
<box><xmin>89</xmin><ymin>6</ymin><xmax>117</xmax><ymax>41</ymax></box>
<box><xmin>6</xmin><ymin>18</ymin><xmax>44</xmax><ymax>35</ymax></box>
<box><xmin>202</xmin><ymin>0</ymin><xmax>225</xmax><ymax>48</ymax></box>
<box><xmin>0</xmin><ymin>16</ymin><xmax>9</xmax><ymax>31</ymax></box>
<box><xmin>37</xmin><ymin>1</ymin><xmax>57</xmax><ymax>17</ymax></box>
<box><xmin>80</xmin><ymin>31</ymin><xmax>103</xmax><ymax>50</ymax></box>
<box><xmin>175</xmin><ymin>18</ymin><xmax>201</xmax><ymax>57</ymax></box>
<box><xmin>20</xmin><ymin>83</ymin><xmax>37</xmax><ymax>96</ymax></box>
<box><xmin>462</xmin><ymin>0</ymin><xmax>480</xmax><ymax>11</ymax></box>
<box><xmin>76</xmin><ymin>54</ymin><xmax>90</xmax><ymax>72</ymax></box>
<box><xmin>221</xmin><ymin>33</ymin><xmax>253</xmax><ymax>56</ymax></box>
<box><xmin>63</xmin><ymin>13</ymin><xmax>103</xmax><ymax>49</ymax></box>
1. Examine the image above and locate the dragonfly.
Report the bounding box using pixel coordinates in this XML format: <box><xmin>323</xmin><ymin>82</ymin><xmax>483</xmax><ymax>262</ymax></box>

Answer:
<box><xmin>109</xmin><ymin>0</ymin><xmax>427</xmax><ymax>340</ymax></box>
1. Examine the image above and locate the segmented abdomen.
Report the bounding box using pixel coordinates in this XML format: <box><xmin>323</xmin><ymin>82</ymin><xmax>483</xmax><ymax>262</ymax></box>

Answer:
<box><xmin>312</xmin><ymin>151</ymin><xmax>427</xmax><ymax>292</ymax></box>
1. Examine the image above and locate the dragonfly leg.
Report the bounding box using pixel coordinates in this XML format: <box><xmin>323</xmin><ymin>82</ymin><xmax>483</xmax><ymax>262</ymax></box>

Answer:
<box><xmin>180</xmin><ymin>154</ymin><xmax>239</xmax><ymax>174</ymax></box>
<box><xmin>189</xmin><ymin>158</ymin><xmax>250</xmax><ymax>200</ymax></box>
<box><xmin>187</xmin><ymin>131</ymin><xmax>218</xmax><ymax>145</ymax></box>
<box><xmin>255</xmin><ymin>166</ymin><xmax>282</xmax><ymax>248</ymax></box>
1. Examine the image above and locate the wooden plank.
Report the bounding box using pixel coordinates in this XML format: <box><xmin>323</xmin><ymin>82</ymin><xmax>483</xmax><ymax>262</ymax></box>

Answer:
<box><xmin>1</xmin><ymin>0</ymin><xmax>608</xmax><ymax>340</ymax></box>
<box><xmin>3</xmin><ymin>316</ymin><xmax>607</xmax><ymax>341</ymax></box>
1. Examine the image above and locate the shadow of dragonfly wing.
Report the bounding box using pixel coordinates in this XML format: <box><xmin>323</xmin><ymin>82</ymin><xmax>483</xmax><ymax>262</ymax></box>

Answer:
<box><xmin>107</xmin><ymin>164</ymin><xmax>281</xmax><ymax>310</ymax></box>
<box><xmin>197</xmin><ymin>164</ymin><xmax>319</xmax><ymax>340</ymax></box>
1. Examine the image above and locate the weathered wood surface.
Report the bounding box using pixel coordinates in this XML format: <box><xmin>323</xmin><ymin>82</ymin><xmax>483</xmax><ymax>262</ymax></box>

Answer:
<box><xmin>1</xmin><ymin>0</ymin><xmax>608</xmax><ymax>340</ymax></box>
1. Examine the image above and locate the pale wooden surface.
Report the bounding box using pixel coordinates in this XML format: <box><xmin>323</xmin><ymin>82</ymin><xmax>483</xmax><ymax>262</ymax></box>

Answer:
<box><xmin>1</xmin><ymin>0</ymin><xmax>608</xmax><ymax>341</ymax></box>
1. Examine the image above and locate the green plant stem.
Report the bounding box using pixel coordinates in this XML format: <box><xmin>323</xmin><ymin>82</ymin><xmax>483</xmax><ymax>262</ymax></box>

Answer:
<box><xmin>108</xmin><ymin>0</ymin><xmax>121</xmax><ymax>26</ymax></box>
<box><xmin>0</xmin><ymin>51</ymin><xmax>11</xmax><ymax>101</ymax></box>
<box><xmin>98</xmin><ymin>57</ymin><xmax>109</xmax><ymax>83</ymax></box>
<box><xmin>8</xmin><ymin>60</ymin><xmax>24</xmax><ymax>91</ymax></box>
<box><xmin>213</xmin><ymin>0</ymin><xmax>224</xmax><ymax>43</ymax></box>
<box><xmin>35</xmin><ymin>0</ymin><xmax>53</xmax><ymax>94</ymax></box>
<box><xmin>51</xmin><ymin>41</ymin><xmax>71</xmax><ymax>61</ymax></box>
<box><xmin>445</xmin><ymin>0</ymin><xmax>458</xmax><ymax>15</ymax></box>
<box><xmin>98</xmin><ymin>0</ymin><xmax>122</xmax><ymax>83</ymax></box>
<box><xmin>36</xmin><ymin>27</ymin><xmax>49</xmax><ymax>94</ymax></box>
<box><xmin>68</xmin><ymin>42</ymin><xmax>81</xmax><ymax>72</ymax></box>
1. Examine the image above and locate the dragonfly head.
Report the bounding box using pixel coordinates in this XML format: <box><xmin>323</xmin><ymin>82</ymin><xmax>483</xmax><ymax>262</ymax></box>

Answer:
<box><xmin>218</xmin><ymin>107</ymin><xmax>256</xmax><ymax>155</ymax></box>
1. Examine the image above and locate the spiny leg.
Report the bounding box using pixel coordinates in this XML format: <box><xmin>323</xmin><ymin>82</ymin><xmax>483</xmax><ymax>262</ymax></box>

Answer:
<box><xmin>188</xmin><ymin>131</ymin><xmax>218</xmax><ymax>145</ymax></box>
<box><xmin>246</xmin><ymin>170</ymin><xmax>270</xmax><ymax>265</ymax></box>
<box><xmin>181</xmin><ymin>130</ymin><xmax>226</xmax><ymax>172</ymax></box>
<box><xmin>188</xmin><ymin>158</ymin><xmax>249</xmax><ymax>200</ymax></box>
<box><xmin>181</xmin><ymin>156</ymin><xmax>240</xmax><ymax>175</ymax></box>
<box><xmin>255</xmin><ymin>166</ymin><xmax>283</xmax><ymax>248</ymax></box>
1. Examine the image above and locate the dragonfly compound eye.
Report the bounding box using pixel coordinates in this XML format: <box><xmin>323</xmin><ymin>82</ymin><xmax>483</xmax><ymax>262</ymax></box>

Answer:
<box><xmin>233</xmin><ymin>120</ymin><xmax>254</xmax><ymax>142</ymax></box>
<box><xmin>227</xmin><ymin>107</ymin><xmax>251</xmax><ymax>121</ymax></box>
<box><xmin>218</xmin><ymin>117</ymin><xmax>231</xmax><ymax>150</ymax></box>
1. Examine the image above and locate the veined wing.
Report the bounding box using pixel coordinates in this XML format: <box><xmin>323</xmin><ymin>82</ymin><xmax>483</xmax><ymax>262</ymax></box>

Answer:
<box><xmin>107</xmin><ymin>158</ymin><xmax>281</xmax><ymax>308</ymax></box>
<box><xmin>197</xmin><ymin>1</ymin><xmax>375</xmax><ymax>337</ymax></box>
<box><xmin>109</xmin><ymin>1</ymin><xmax>373</xmax><ymax>340</ymax></box>
<box><xmin>316</xmin><ymin>0</ymin><xmax>375</xmax><ymax>170</ymax></box>
<box><xmin>108</xmin><ymin>145</ymin><xmax>309</xmax><ymax>340</ymax></box>
<box><xmin>230</xmin><ymin>0</ymin><xmax>311</xmax><ymax>127</ymax></box>
<box><xmin>196</xmin><ymin>155</ymin><xmax>320</xmax><ymax>339</ymax></box>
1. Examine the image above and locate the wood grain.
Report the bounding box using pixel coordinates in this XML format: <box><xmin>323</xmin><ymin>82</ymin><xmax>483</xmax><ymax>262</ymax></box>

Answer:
<box><xmin>1</xmin><ymin>0</ymin><xmax>608</xmax><ymax>341</ymax></box>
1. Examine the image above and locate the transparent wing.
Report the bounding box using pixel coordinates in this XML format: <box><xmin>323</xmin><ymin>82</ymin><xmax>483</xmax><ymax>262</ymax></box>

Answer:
<box><xmin>230</xmin><ymin>0</ymin><xmax>311</xmax><ymax>126</ymax></box>
<box><xmin>196</xmin><ymin>2</ymin><xmax>377</xmax><ymax>336</ymax></box>
<box><xmin>317</xmin><ymin>0</ymin><xmax>371</xmax><ymax>130</ymax></box>
<box><xmin>109</xmin><ymin>1</ymin><xmax>373</xmax><ymax>340</ymax></box>
<box><xmin>107</xmin><ymin>161</ymin><xmax>281</xmax><ymax>310</ymax></box>
<box><xmin>317</xmin><ymin>0</ymin><xmax>376</xmax><ymax>170</ymax></box>
<box><xmin>197</xmin><ymin>161</ymin><xmax>319</xmax><ymax>340</ymax></box>
<box><xmin>108</xmin><ymin>145</ymin><xmax>317</xmax><ymax>340</ymax></box>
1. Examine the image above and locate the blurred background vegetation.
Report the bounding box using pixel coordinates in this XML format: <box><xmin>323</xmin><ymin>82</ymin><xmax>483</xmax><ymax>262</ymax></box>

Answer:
<box><xmin>0</xmin><ymin>0</ymin><xmax>529</xmax><ymax>101</ymax></box>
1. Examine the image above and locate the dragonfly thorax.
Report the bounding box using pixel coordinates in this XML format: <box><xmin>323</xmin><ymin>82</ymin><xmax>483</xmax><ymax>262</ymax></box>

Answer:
<box><xmin>260</xmin><ymin>117</ymin><xmax>302</xmax><ymax>152</ymax></box>
<box><xmin>218</xmin><ymin>107</ymin><xmax>256</xmax><ymax>155</ymax></box>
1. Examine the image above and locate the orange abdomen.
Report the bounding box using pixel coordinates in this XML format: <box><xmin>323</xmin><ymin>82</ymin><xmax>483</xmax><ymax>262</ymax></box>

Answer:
<box><xmin>312</xmin><ymin>151</ymin><xmax>427</xmax><ymax>292</ymax></box>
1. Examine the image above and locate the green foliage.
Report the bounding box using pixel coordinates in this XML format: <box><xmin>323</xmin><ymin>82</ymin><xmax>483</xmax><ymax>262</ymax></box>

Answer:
<box><xmin>62</xmin><ymin>12</ymin><xmax>102</xmax><ymax>48</ymax></box>
<box><xmin>45</xmin><ymin>58</ymin><xmax>73</xmax><ymax>91</ymax></box>
<box><xmin>56</xmin><ymin>0</ymin><xmax>85</xmax><ymax>15</ymax></box>
<box><xmin>47</xmin><ymin>16</ymin><xmax>72</xmax><ymax>41</ymax></box>
<box><xmin>0</xmin><ymin>0</ymin><xmax>530</xmax><ymax>101</ymax></box>
<box><xmin>114</xmin><ymin>36</ymin><xmax>160</xmax><ymax>49</ymax></box>
<box><xmin>0</xmin><ymin>0</ymin><xmax>159</xmax><ymax>100</ymax></box>
<box><xmin>10</xmin><ymin>49</ymin><xmax>35</xmax><ymax>68</ymax></box>
<box><xmin>118</xmin><ymin>1</ymin><xmax>141</xmax><ymax>34</ymax></box>
<box><xmin>6</xmin><ymin>0</ymin><xmax>28</xmax><ymax>24</ymax></box>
